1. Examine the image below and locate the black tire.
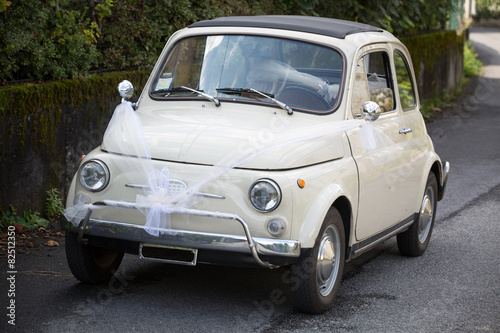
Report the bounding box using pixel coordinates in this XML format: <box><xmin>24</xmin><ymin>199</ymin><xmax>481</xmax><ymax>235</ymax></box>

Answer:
<box><xmin>289</xmin><ymin>208</ymin><xmax>345</xmax><ymax>314</ymax></box>
<box><xmin>65</xmin><ymin>232</ymin><xmax>124</xmax><ymax>284</ymax></box>
<box><xmin>397</xmin><ymin>172</ymin><xmax>438</xmax><ymax>257</ymax></box>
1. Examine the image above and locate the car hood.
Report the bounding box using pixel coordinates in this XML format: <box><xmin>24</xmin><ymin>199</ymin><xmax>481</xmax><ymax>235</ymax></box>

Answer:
<box><xmin>101</xmin><ymin>105</ymin><xmax>347</xmax><ymax>170</ymax></box>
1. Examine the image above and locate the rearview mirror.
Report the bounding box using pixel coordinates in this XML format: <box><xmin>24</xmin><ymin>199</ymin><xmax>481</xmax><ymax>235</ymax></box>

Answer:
<box><xmin>118</xmin><ymin>80</ymin><xmax>134</xmax><ymax>102</ymax></box>
<box><xmin>361</xmin><ymin>101</ymin><xmax>381</xmax><ymax>121</ymax></box>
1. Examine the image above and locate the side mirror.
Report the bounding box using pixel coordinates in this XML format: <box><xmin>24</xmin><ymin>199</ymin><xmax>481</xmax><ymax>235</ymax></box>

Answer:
<box><xmin>361</xmin><ymin>101</ymin><xmax>381</xmax><ymax>122</ymax></box>
<box><xmin>118</xmin><ymin>80</ymin><xmax>134</xmax><ymax>102</ymax></box>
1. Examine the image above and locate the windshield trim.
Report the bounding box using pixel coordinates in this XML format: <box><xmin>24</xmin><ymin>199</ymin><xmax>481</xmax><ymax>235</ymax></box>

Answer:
<box><xmin>149</xmin><ymin>33</ymin><xmax>346</xmax><ymax>115</ymax></box>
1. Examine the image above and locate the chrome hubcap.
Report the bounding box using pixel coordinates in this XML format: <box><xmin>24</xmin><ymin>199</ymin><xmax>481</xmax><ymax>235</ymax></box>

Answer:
<box><xmin>317</xmin><ymin>225</ymin><xmax>341</xmax><ymax>297</ymax></box>
<box><xmin>418</xmin><ymin>186</ymin><xmax>434</xmax><ymax>243</ymax></box>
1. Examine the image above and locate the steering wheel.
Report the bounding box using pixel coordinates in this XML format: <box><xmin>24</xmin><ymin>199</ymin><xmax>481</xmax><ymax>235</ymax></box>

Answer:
<box><xmin>276</xmin><ymin>86</ymin><xmax>331</xmax><ymax>111</ymax></box>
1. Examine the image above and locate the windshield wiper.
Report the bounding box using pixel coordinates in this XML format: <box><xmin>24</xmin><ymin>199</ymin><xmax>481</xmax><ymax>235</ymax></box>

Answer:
<box><xmin>180</xmin><ymin>86</ymin><xmax>220</xmax><ymax>107</ymax></box>
<box><xmin>216</xmin><ymin>88</ymin><xmax>292</xmax><ymax>115</ymax></box>
<box><xmin>151</xmin><ymin>86</ymin><xmax>220</xmax><ymax>107</ymax></box>
<box><xmin>216</xmin><ymin>87</ymin><xmax>274</xmax><ymax>98</ymax></box>
<box><xmin>151</xmin><ymin>87</ymin><xmax>193</xmax><ymax>95</ymax></box>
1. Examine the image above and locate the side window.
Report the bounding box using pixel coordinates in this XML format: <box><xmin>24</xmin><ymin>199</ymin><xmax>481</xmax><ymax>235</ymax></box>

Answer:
<box><xmin>394</xmin><ymin>51</ymin><xmax>417</xmax><ymax>110</ymax></box>
<box><xmin>352</xmin><ymin>51</ymin><xmax>395</xmax><ymax>116</ymax></box>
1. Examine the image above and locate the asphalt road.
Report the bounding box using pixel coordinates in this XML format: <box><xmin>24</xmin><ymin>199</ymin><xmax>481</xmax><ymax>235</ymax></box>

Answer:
<box><xmin>2</xmin><ymin>28</ymin><xmax>500</xmax><ymax>333</ymax></box>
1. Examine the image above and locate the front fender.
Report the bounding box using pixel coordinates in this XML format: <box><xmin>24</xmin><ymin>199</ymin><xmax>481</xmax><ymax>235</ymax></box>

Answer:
<box><xmin>294</xmin><ymin>183</ymin><xmax>353</xmax><ymax>248</ymax></box>
<box><xmin>421</xmin><ymin>151</ymin><xmax>448</xmax><ymax>201</ymax></box>
<box><xmin>425</xmin><ymin>153</ymin><xmax>449</xmax><ymax>201</ymax></box>
<box><xmin>66</xmin><ymin>174</ymin><xmax>77</xmax><ymax>208</ymax></box>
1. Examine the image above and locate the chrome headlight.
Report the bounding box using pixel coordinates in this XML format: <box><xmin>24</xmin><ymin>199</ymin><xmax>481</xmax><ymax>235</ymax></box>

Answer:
<box><xmin>79</xmin><ymin>159</ymin><xmax>110</xmax><ymax>192</ymax></box>
<box><xmin>249</xmin><ymin>179</ymin><xmax>281</xmax><ymax>212</ymax></box>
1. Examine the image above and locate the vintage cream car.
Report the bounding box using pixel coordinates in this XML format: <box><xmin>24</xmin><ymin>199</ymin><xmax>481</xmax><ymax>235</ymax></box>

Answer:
<box><xmin>63</xmin><ymin>16</ymin><xmax>449</xmax><ymax>314</ymax></box>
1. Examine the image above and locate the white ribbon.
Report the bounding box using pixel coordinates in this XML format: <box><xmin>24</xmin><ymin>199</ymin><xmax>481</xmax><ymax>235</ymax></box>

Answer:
<box><xmin>63</xmin><ymin>195</ymin><xmax>103</xmax><ymax>226</ymax></box>
<box><xmin>65</xmin><ymin>101</ymin><xmax>393</xmax><ymax>235</ymax></box>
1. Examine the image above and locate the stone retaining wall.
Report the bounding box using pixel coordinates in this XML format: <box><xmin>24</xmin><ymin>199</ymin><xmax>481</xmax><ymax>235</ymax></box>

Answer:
<box><xmin>0</xmin><ymin>71</ymin><xmax>149</xmax><ymax>214</ymax></box>
<box><xmin>401</xmin><ymin>30</ymin><xmax>465</xmax><ymax>103</ymax></box>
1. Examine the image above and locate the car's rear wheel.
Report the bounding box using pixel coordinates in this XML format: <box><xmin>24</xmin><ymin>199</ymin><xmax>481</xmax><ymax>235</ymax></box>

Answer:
<box><xmin>289</xmin><ymin>208</ymin><xmax>345</xmax><ymax>314</ymax></box>
<box><xmin>397</xmin><ymin>172</ymin><xmax>438</xmax><ymax>257</ymax></box>
<box><xmin>65</xmin><ymin>232</ymin><xmax>124</xmax><ymax>284</ymax></box>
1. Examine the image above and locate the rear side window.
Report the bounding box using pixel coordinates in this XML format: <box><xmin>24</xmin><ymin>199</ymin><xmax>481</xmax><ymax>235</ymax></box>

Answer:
<box><xmin>394</xmin><ymin>51</ymin><xmax>417</xmax><ymax>110</ymax></box>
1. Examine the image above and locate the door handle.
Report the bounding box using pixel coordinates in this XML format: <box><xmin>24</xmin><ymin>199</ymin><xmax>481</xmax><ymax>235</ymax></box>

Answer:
<box><xmin>399</xmin><ymin>128</ymin><xmax>413</xmax><ymax>134</ymax></box>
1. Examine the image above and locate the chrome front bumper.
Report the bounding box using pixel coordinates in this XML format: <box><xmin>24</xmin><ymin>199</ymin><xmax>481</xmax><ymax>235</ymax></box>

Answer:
<box><xmin>63</xmin><ymin>201</ymin><xmax>300</xmax><ymax>269</ymax></box>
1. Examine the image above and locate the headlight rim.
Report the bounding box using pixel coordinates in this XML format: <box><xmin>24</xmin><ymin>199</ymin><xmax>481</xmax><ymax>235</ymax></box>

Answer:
<box><xmin>78</xmin><ymin>159</ymin><xmax>110</xmax><ymax>192</ymax></box>
<box><xmin>248</xmin><ymin>178</ymin><xmax>282</xmax><ymax>213</ymax></box>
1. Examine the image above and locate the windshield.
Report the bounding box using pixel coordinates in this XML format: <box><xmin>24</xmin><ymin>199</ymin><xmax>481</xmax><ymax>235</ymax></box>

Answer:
<box><xmin>151</xmin><ymin>35</ymin><xmax>344</xmax><ymax>113</ymax></box>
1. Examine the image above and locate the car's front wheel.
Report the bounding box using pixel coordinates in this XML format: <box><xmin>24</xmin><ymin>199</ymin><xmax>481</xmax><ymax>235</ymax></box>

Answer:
<box><xmin>65</xmin><ymin>232</ymin><xmax>124</xmax><ymax>284</ymax></box>
<box><xmin>289</xmin><ymin>207</ymin><xmax>345</xmax><ymax>314</ymax></box>
<box><xmin>397</xmin><ymin>172</ymin><xmax>438</xmax><ymax>257</ymax></box>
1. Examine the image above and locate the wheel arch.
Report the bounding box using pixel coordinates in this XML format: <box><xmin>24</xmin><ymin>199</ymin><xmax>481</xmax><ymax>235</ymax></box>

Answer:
<box><xmin>295</xmin><ymin>184</ymin><xmax>356</xmax><ymax>249</ymax></box>
<box><xmin>332</xmin><ymin>196</ymin><xmax>352</xmax><ymax>260</ymax></box>
<box><xmin>422</xmin><ymin>148</ymin><xmax>448</xmax><ymax>203</ymax></box>
<box><xmin>430</xmin><ymin>160</ymin><xmax>447</xmax><ymax>201</ymax></box>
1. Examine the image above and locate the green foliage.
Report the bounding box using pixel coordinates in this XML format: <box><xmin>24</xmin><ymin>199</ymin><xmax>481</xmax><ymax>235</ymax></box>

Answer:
<box><xmin>0</xmin><ymin>0</ymin><xmax>11</xmax><ymax>12</ymax></box>
<box><xmin>464</xmin><ymin>41</ymin><xmax>483</xmax><ymax>77</ymax></box>
<box><xmin>45</xmin><ymin>188</ymin><xmax>64</xmax><ymax>220</ymax></box>
<box><xmin>0</xmin><ymin>70</ymin><xmax>150</xmax><ymax>156</ymax></box>
<box><xmin>1</xmin><ymin>0</ymin><xmax>457</xmax><ymax>81</ymax></box>
<box><xmin>420</xmin><ymin>94</ymin><xmax>456</xmax><ymax>119</ymax></box>
<box><xmin>96</xmin><ymin>0</ymin><xmax>113</xmax><ymax>20</ymax></box>
<box><xmin>98</xmin><ymin>0</ymin><xmax>195</xmax><ymax>70</ymax></box>
<box><xmin>315</xmin><ymin>0</ymin><xmax>453</xmax><ymax>36</ymax></box>
<box><xmin>394</xmin><ymin>52</ymin><xmax>416</xmax><ymax>109</ymax></box>
<box><xmin>95</xmin><ymin>0</ymin><xmax>286</xmax><ymax>70</ymax></box>
<box><xmin>475</xmin><ymin>0</ymin><xmax>500</xmax><ymax>19</ymax></box>
<box><xmin>1</xmin><ymin>205</ymin><xmax>49</xmax><ymax>229</ymax></box>
<box><xmin>0</xmin><ymin>0</ymin><xmax>99</xmax><ymax>81</ymax></box>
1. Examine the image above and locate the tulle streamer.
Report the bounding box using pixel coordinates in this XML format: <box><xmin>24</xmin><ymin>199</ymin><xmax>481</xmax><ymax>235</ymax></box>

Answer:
<box><xmin>64</xmin><ymin>101</ymin><xmax>391</xmax><ymax>236</ymax></box>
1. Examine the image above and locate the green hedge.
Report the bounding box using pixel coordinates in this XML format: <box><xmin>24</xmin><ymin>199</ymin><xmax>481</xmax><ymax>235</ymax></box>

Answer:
<box><xmin>0</xmin><ymin>0</ymin><xmax>100</xmax><ymax>81</ymax></box>
<box><xmin>0</xmin><ymin>71</ymin><xmax>149</xmax><ymax>153</ymax></box>
<box><xmin>1</xmin><ymin>0</ymin><xmax>455</xmax><ymax>82</ymax></box>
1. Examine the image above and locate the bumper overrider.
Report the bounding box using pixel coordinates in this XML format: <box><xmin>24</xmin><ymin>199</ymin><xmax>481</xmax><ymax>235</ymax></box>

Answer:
<box><xmin>62</xmin><ymin>201</ymin><xmax>301</xmax><ymax>269</ymax></box>
<box><xmin>439</xmin><ymin>161</ymin><xmax>451</xmax><ymax>201</ymax></box>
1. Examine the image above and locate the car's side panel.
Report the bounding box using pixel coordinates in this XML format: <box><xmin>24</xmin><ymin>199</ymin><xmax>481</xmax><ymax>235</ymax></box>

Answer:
<box><xmin>288</xmin><ymin>134</ymin><xmax>359</xmax><ymax>248</ymax></box>
<box><xmin>347</xmin><ymin>113</ymin><xmax>421</xmax><ymax>240</ymax></box>
<box><xmin>389</xmin><ymin>43</ymin><xmax>439</xmax><ymax>213</ymax></box>
<box><xmin>347</xmin><ymin>43</ymin><xmax>431</xmax><ymax>241</ymax></box>
<box><xmin>66</xmin><ymin>174</ymin><xmax>78</xmax><ymax>208</ymax></box>
<box><xmin>394</xmin><ymin>109</ymin><xmax>435</xmax><ymax>211</ymax></box>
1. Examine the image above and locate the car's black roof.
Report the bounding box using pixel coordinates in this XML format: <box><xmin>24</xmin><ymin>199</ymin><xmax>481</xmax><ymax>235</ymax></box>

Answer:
<box><xmin>188</xmin><ymin>15</ymin><xmax>383</xmax><ymax>39</ymax></box>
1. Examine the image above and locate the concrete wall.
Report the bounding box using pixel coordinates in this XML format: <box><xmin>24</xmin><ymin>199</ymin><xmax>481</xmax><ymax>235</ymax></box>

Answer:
<box><xmin>0</xmin><ymin>71</ymin><xmax>149</xmax><ymax>214</ymax></box>
<box><xmin>401</xmin><ymin>30</ymin><xmax>465</xmax><ymax>104</ymax></box>
<box><xmin>473</xmin><ymin>18</ymin><xmax>500</xmax><ymax>27</ymax></box>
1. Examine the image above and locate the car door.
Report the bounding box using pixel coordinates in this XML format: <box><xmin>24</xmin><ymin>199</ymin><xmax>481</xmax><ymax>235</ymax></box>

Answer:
<box><xmin>346</xmin><ymin>45</ymin><xmax>424</xmax><ymax>241</ymax></box>
<box><xmin>390</xmin><ymin>47</ymin><xmax>430</xmax><ymax>213</ymax></box>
